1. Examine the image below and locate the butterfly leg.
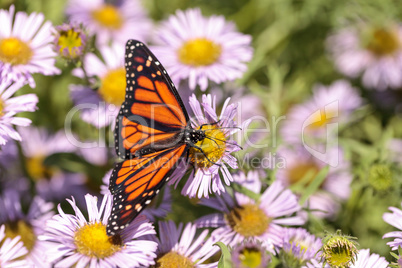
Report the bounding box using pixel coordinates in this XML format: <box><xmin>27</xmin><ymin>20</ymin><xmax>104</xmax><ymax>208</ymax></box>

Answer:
<box><xmin>190</xmin><ymin>144</ymin><xmax>222</xmax><ymax>167</ymax></box>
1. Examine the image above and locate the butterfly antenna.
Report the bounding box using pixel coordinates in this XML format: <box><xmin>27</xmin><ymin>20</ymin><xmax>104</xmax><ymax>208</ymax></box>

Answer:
<box><xmin>199</xmin><ymin>120</ymin><xmax>242</xmax><ymax>131</ymax></box>
<box><xmin>205</xmin><ymin>136</ymin><xmax>243</xmax><ymax>150</ymax></box>
<box><xmin>199</xmin><ymin>120</ymin><xmax>221</xmax><ymax>129</ymax></box>
<box><xmin>215</xmin><ymin>126</ymin><xmax>242</xmax><ymax>131</ymax></box>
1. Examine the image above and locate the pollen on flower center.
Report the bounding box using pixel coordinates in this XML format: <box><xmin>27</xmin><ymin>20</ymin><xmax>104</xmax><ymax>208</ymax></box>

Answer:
<box><xmin>178</xmin><ymin>38</ymin><xmax>222</xmax><ymax>66</ymax></box>
<box><xmin>321</xmin><ymin>231</ymin><xmax>358</xmax><ymax>267</ymax></box>
<box><xmin>287</xmin><ymin>161</ymin><xmax>320</xmax><ymax>186</ymax></box>
<box><xmin>98</xmin><ymin>68</ymin><xmax>126</xmax><ymax>105</ymax></box>
<box><xmin>5</xmin><ymin>220</ymin><xmax>36</xmax><ymax>252</ymax></box>
<box><xmin>366</xmin><ymin>28</ymin><xmax>400</xmax><ymax>56</ymax></box>
<box><xmin>307</xmin><ymin>109</ymin><xmax>338</xmax><ymax>130</ymax></box>
<box><xmin>225</xmin><ymin>204</ymin><xmax>270</xmax><ymax>237</ymax></box>
<box><xmin>74</xmin><ymin>222</ymin><xmax>121</xmax><ymax>258</ymax></box>
<box><xmin>57</xmin><ymin>29</ymin><xmax>83</xmax><ymax>58</ymax></box>
<box><xmin>91</xmin><ymin>5</ymin><xmax>123</xmax><ymax>30</ymax></box>
<box><xmin>325</xmin><ymin>244</ymin><xmax>353</xmax><ymax>267</ymax></box>
<box><xmin>239</xmin><ymin>247</ymin><xmax>263</xmax><ymax>268</ymax></box>
<box><xmin>0</xmin><ymin>99</ymin><xmax>4</xmax><ymax>117</ymax></box>
<box><xmin>156</xmin><ymin>251</ymin><xmax>195</xmax><ymax>268</ymax></box>
<box><xmin>0</xmin><ymin>37</ymin><xmax>33</xmax><ymax>65</ymax></box>
<box><xmin>26</xmin><ymin>155</ymin><xmax>55</xmax><ymax>180</ymax></box>
<box><xmin>189</xmin><ymin>125</ymin><xmax>226</xmax><ymax>168</ymax></box>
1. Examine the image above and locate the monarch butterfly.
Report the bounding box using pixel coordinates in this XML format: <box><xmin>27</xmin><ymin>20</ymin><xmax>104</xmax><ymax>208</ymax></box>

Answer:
<box><xmin>106</xmin><ymin>40</ymin><xmax>220</xmax><ymax>236</ymax></box>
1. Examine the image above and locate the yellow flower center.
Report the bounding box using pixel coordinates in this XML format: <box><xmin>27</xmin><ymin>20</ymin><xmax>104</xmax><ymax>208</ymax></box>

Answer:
<box><xmin>91</xmin><ymin>5</ymin><xmax>123</xmax><ymax>30</ymax></box>
<box><xmin>189</xmin><ymin>125</ymin><xmax>226</xmax><ymax>168</ymax></box>
<box><xmin>25</xmin><ymin>155</ymin><xmax>55</xmax><ymax>180</ymax></box>
<box><xmin>0</xmin><ymin>37</ymin><xmax>33</xmax><ymax>65</ymax></box>
<box><xmin>366</xmin><ymin>28</ymin><xmax>400</xmax><ymax>56</ymax></box>
<box><xmin>98</xmin><ymin>68</ymin><xmax>126</xmax><ymax>105</ymax></box>
<box><xmin>178</xmin><ymin>38</ymin><xmax>222</xmax><ymax>66</ymax></box>
<box><xmin>57</xmin><ymin>29</ymin><xmax>83</xmax><ymax>59</ymax></box>
<box><xmin>156</xmin><ymin>251</ymin><xmax>195</xmax><ymax>268</ymax></box>
<box><xmin>307</xmin><ymin>109</ymin><xmax>338</xmax><ymax>130</ymax></box>
<box><xmin>325</xmin><ymin>246</ymin><xmax>353</xmax><ymax>267</ymax></box>
<box><xmin>287</xmin><ymin>161</ymin><xmax>320</xmax><ymax>186</ymax></box>
<box><xmin>5</xmin><ymin>220</ymin><xmax>36</xmax><ymax>252</ymax></box>
<box><xmin>239</xmin><ymin>247</ymin><xmax>263</xmax><ymax>268</ymax></box>
<box><xmin>0</xmin><ymin>98</ymin><xmax>4</xmax><ymax>117</ymax></box>
<box><xmin>74</xmin><ymin>222</ymin><xmax>121</xmax><ymax>258</ymax></box>
<box><xmin>225</xmin><ymin>204</ymin><xmax>270</xmax><ymax>237</ymax></box>
<box><xmin>287</xmin><ymin>238</ymin><xmax>310</xmax><ymax>262</ymax></box>
<box><xmin>322</xmin><ymin>235</ymin><xmax>358</xmax><ymax>268</ymax></box>
<box><xmin>293</xmin><ymin>241</ymin><xmax>309</xmax><ymax>256</ymax></box>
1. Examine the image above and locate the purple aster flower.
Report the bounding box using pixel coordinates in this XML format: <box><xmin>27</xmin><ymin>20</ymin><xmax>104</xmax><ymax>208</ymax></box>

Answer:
<box><xmin>350</xmin><ymin>249</ymin><xmax>389</xmax><ymax>268</ymax></box>
<box><xmin>280</xmin><ymin>228</ymin><xmax>322</xmax><ymax>267</ymax></box>
<box><xmin>196</xmin><ymin>171</ymin><xmax>305</xmax><ymax>248</ymax></box>
<box><xmin>0</xmin><ymin>224</ymin><xmax>28</xmax><ymax>268</ymax></box>
<box><xmin>66</xmin><ymin>0</ymin><xmax>152</xmax><ymax>46</ymax></box>
<box><xmin>275</xmin><ymin>146</ymin><xmax>352</xmax><ymax>219</ymax></box>
<box><xmin>100</xmin><ymin>169</ymin><xmax>113</xmax><ymax>195</ymax></box>
<box><xmin>53</xmin><ymin>23</ymin><xmax>88</xmax><ymax>60</ymax></box>
<box><xmin>383</xmin><ymin>202</ymin><xmax>402</xmax><ymax>250</ymax></box>
<box><xmin>0</xmin><ymin>190</ymin><xmax>54</xmax><ymax>267</ymax></box>
<box><xmin>40</xmin><ymin>194</ymin><xmax>158</xmax><ymax>267</ymax></box>
<box><xmin>151</xmin><ymin>8</ymin><xmax>253</xmax><ymax>91</ymax></box>
<box><xmin>79</xmin><ymin>143</ymin><xmax>110</xmax><ymax>166</ymax></box>
<box><xmin>303</xmin><ymin>259</ymin><xmax>329</xmax><ymax>268</ymax></box>
<box><xmin>0</xmin><ymin>141</ymin><xmax>30</xmax><ymax>195</ymax></box>
<box><xmin>151</xmin><ymin>221</ymin><xmax>230</xmax><ymax>268</ymax></box>
<box><xmin>18</xmin><ymin>126</ymin><xmax>89</xmax><ymax>203</ymax></box>
<box><xmin>0</xmin><ymin>5</ymin><xmax>60</xmax><ymax>87</ymax></box>
<box><xmin>70</xmin><ymin>42</ymin><xmax>125</xmax><ymax>128</ymax></box>
<box><xmin>168</xmin><ymin>94</ymin><xmax>242</xmax><ymax>198</ymax></box>
<box><xmin>101</xmin><ymin>169</ymin><xmax>172</xmax><ymax>221</ymax></box>
<box><xmin>210</xmin><ymin>82</ymin><xmax>266</xmax><ymax>152</ymax></box>
<box><xmin>231</xmin><ymin>240</ymin><xmax>272</xmax><ymax>268</ymax></box>
<box><xmin>327</xmin><ymin>24</ymin><xmax>402</xmax><ymax>90</ymax></box>
<box><xmin>281</xmin><ymin>80</ymin><xmax>362</xmax><ymax>147</ymax></box>
<box><xmin>0</xmin><ymin>80</ymin><xmax>38</xmax><ymax>145</ymax></box>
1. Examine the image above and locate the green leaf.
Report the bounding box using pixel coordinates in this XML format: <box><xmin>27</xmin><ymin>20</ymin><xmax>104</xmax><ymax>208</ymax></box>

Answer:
<box><xmin>390</xmin><ymin>251</ymin><xmax>399</xmax><ymax>259</ymax></box>
<box><xmin>215</xmin><ymin>242</ymin><xmax>232</xmax><ymax>268</ymax></box>
<box><xmin>298</xmin><ymin>165</ymin><xmax>329</xmax><ymax>205</ymax></box>
<box><xmin>25</xmin><ymin>0</ymin><xmax>66</xmax><ymax>24</ymax></box>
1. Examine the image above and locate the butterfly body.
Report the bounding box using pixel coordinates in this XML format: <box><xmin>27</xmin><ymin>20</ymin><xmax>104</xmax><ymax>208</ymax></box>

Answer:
<box><xmin>131</xmin><ymin>125</ymin><xmax>206</xmax><ymax>158</ymax></box>
<box><xmin>106</xmin><ymin>40</ymin><xmax>209</xmax><ymax>236</ymax></box>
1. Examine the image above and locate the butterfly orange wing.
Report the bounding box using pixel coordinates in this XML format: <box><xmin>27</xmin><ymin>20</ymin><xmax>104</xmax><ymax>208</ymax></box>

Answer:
<box><xmin>115</xmin><ymin>40</ymin><xmax>189</xmax><ymax>159</ymax></box>
<box><xmin>107</xmin><ymin>145</ymin><xmax>187</xmax><ymax>236</ymax></box>
<box><xmin>108</xmin><ymin>40</ymin><xmax>190</xmax><ymax>236</ymax></box>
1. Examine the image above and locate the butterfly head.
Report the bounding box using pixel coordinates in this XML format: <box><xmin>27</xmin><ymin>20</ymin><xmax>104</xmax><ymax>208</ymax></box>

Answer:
<box><xmin>186</xmin><ymin>128</ymin><xmax>206</xmax><ymax>144</ymax></box>
<box><xmin>186</xmin><ymin>124</ymin><xmax>229</xmax><ymax>168</ymax></box>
